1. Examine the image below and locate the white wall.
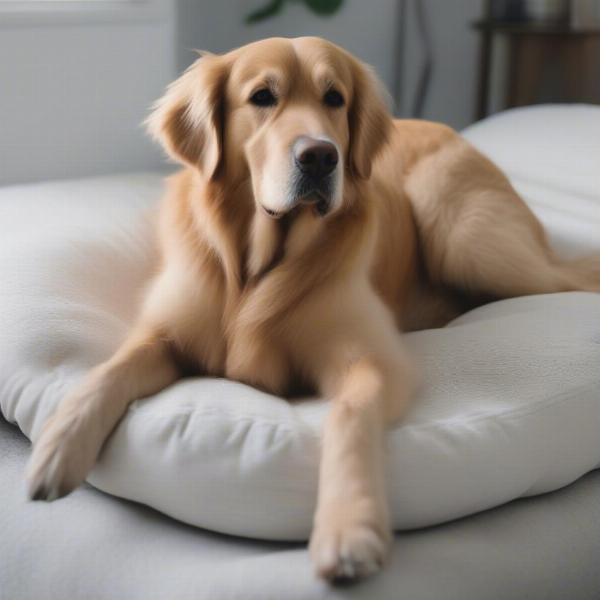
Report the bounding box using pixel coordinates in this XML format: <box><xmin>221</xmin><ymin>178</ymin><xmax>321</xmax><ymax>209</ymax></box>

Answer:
<box><xmin>399</xmin><ymin>0</ymin><xmax>483</xmax><ymax>125</ymax></box>
<box><xmin>176</xmin><ymin>0</ymin><xmax>483</xmax><ymax>129</ymax></box>
<box><xmin>177</xmin><ymin>0</ymin><xmax>400</xmax><ymax>93</ymax></box>
<box><xmin>0</xmin><ymin>0</ymin><xmax>483</xmax><ymax>186</ymax></box>
<box><xmin>0</xmin><ymin>2</ymin><xmax>177</xmax><ymax>186</ymax></box>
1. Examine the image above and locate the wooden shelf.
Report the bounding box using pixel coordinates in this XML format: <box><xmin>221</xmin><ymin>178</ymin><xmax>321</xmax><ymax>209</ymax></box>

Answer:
<box><xmin>473</xmin><ymin>19</ymin><xmax>600</xmax><ymax>120</ymax></box>
<box><xmin>472</xmin><ymin>20</ymin><xmax>600</xmax><ymax>36</ymax></box>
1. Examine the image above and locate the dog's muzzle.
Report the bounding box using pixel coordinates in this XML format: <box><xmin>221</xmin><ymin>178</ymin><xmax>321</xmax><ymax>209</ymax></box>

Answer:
<box><xmin>290</xmin><ymin>136</ymin><xmax>338</xmax><ymax>216</ymax></box>
<box><xmin>262</xmin><ymin>136</ymin><xmax>338</xmax><ymax>219</ymax></box>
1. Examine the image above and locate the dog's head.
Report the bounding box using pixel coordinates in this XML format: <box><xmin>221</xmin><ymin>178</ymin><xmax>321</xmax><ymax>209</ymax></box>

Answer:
<box><xmin>148</xmin><ymin>37</ymin><xmax>392</xmax><ymax>219</ymax></box>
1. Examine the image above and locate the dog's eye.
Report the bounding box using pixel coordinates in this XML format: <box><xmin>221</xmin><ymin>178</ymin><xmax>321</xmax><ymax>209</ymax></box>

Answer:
<box><xmin>323</xmin><ymin>89</ymin><xmax>344</xmax><ymax>108</ymax></box>
<box><xmin>250</xmin><ymin>88</ymin><xmax>277</xmax><ymax>107</ymax></box>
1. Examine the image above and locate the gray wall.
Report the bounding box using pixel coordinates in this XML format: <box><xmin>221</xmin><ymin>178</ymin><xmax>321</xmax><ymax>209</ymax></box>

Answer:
<box><xmin>176</xmin><ymin>0</ymin><xmax>483</xmax><ymax>129</ymax></box>
<box><xmin>0</xmin><ymin>2</ymin><xmax>177</xmax><ymax>186</ymax></box>
<box><xmin>0</xmin><ymin>0</ymin><xmax>483</xmax><ymax>186</ymax></box>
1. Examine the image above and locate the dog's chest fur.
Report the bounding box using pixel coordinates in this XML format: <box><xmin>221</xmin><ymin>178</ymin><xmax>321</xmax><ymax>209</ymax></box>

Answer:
<box><xmin>164</xmin><ymin>201</ymin><xmax>318</xmax><ymax>394</ymax></box>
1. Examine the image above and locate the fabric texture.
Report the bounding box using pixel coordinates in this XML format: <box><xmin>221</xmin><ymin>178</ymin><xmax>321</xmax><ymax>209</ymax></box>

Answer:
<box><xmin>3</xmin><ymin>416</ymin><xmax>600</xmax><ymax>600</ymax></box>
<box><xmin>1</xmin><ymin>105</ymin><xmax>600</xmax><ymax>541</ymax></box>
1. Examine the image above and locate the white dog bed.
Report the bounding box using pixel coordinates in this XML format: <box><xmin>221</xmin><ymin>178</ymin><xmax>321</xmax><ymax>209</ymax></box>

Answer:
<box><xmin>1</xmin><ymin>105</ymin><xmax>599</xmax><ymax>541</ymax></box>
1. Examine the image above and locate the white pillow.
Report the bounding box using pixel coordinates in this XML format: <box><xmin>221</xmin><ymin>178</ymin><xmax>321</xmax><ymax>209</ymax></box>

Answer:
<box><xmin>462</xmin><ymin>104</ymin><xmax>600</xmax><ymax>258</ymax></box>
<box><xmin>2</xmin><ymin>108</ymin><xmax>600</xmax><ymax>541</ymax></box>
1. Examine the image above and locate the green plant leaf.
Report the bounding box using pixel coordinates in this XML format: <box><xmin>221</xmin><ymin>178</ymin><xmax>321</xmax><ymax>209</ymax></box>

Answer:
<box><xmin>245</xmin><ymin>0</ymin><xmax>286</xmax><ymax>24</ymax></box>
<box><xmin>303</xmin><ymin>0</ymin><xmax>344</xmax><ymax>16</ymax></box>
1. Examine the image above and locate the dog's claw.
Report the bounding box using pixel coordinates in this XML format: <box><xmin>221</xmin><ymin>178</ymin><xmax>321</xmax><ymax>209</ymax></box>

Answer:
<box><xmin>29</xmin><ymin>485</ymin><xmax>47</xmax><ymax>502</ymax></box>
<box><xmin>28</xmin><ymin>478</ymin><xmax>70</xmax><ymax>502</ymax></box>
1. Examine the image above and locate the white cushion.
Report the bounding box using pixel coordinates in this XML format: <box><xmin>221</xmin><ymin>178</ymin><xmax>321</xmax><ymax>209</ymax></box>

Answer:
<box><xmin>462</xmin><ymin>104</ymin><xmax>600</xmax><ymax>258</ymax></box>
<box><xmin>1</xmin><ymin>105</ymin><xmax>600</xmax><ymax>541</ymax></box>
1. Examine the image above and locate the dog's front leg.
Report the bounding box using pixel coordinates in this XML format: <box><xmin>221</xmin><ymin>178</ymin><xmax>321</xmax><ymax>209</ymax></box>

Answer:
<box><xmin>26</xmin><ymin>325</ymin><xmax>179</xmax><ymax>501</ymax></box>
<box><xmin>309</xmin><ymin>351</ymin><xmax>412</xmax><ymax>582</ymax></box>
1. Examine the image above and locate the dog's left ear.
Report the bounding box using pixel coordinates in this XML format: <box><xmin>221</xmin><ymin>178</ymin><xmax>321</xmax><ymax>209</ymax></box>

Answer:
<box><xmin>348</xmin><ymin>59</ymin><xmax>393</xmax><ymax>180</ymax></box>
<box><xmin>146</xmin><ymin>52</ymin><xmax>229</xmax><ymax>180</ymax></box>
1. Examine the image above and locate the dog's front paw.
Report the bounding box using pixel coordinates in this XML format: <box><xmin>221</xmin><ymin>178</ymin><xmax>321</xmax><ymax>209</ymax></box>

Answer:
<box><xmin>309</xmin><ymin>506</ymin><xmax>391</xmax><ymax>583</ymax></box>
<box><xmin>26</xmin><ymin>409</ymin><xmax>101</xmax><ymax>501</ymax></box>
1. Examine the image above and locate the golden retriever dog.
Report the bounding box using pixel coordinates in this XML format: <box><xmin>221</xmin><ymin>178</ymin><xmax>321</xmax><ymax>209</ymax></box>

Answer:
<box><xmin>26</xmin><ymin>37</ymin><xmax>600</xmax><ymax>582</ymax></box>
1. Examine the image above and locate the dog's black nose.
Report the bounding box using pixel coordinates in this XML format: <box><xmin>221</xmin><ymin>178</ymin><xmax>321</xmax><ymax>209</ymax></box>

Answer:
<box><xmin>293</xmin><ymin>137</ymin><xmax>338</xmax><ymax>179</ymax></box>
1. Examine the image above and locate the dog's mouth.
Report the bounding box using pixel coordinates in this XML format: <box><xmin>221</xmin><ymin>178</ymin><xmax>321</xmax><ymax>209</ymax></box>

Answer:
<box><xmin>262</xmin><ymin>175</ymin><xmax>334</xmax><ymax>220</ymax></box>
<box><xmin>261</xmin><ymin>194</ymin><xmax>330</xmax><ymax>220</ymax></box>
<box><xmin>306</xmin><ymin>193</ymin><xmax>331</xmax><ymax>217</ymax></box>
<box><xmin>262</xmin><ymin>206</ymin><xmax>284</xmax><ymax>219</ymax></box>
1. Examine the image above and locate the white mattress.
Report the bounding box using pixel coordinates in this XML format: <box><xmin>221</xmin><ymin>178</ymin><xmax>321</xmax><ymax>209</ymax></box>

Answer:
<box><xmin>2</xmin><ymin>104</ymin><xmax>600</xmax><ymax>597</ymax></box>
<box><xmin>2</xmin><ymin>415</ymin><xmax>599</xmax><ymax>599</ymax></box>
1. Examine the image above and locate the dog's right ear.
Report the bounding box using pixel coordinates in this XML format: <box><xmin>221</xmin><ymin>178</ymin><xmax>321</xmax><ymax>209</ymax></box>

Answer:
<box><xmin>146</xmin><ymin>53</ymin><xmax>228</xmax><ymax>179</ymax></box>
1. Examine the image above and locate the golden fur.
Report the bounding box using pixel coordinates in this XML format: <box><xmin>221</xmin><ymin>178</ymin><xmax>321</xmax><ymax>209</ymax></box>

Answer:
<box><xmin>26</xmin><ymin>37</ymin><xmax>600</xmax><ymax>582</ymax></box>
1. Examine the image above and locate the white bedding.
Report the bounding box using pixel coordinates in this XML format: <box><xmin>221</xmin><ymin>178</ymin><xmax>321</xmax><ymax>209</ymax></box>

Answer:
<box><xmin>462</xmin><ymin>104</ymin><xmax>600</xmax><ymax>257</ymax></box>
<box><xmin>1</xmin><ymin>103</ymin><xmax>600</xmax><ymax>598</ymax></box>
<box><xmin>2</xmin><ymin>416</ymin><xmax>600</xmax><ymax>600</ymax></box>
<box><xmin>1</xmin><ymin>105</ymin><xmax>600</xmax><ymax>542</ymax></box>
<box><xmin>1</xmin><ymin>173</ymin><xmax>600</xmax><ymax>540</ymax></box>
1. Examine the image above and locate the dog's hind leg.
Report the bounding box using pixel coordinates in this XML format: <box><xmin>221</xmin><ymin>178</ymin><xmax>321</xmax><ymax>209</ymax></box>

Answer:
<box><xmin>435</xmin><ymin>200</ymin><xmax>600</xmax><ymax>297</ymax></box>
<box><xmin>26</xmin><ymin>325</ymin><xmax>179</xmax><ymax>501</ymax></box>
<box><xmin>407</xmin><ymin>138</ymin><xmax>600</xmax><ymax>298</ymax></box>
